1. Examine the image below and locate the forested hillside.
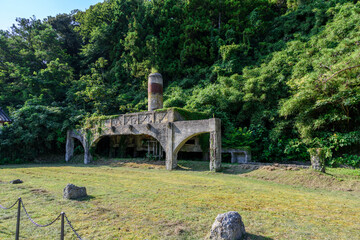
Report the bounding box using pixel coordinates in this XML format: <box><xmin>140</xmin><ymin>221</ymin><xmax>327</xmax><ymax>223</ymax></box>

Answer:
<box><xmin>0</xmin><ymin>0</ymin><xmax>359</xmax><ymax>166</ymax></box>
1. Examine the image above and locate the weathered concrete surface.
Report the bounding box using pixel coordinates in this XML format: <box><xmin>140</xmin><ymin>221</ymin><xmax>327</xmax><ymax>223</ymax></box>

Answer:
<box><xmin>66</xmin><ymin>109</ymin><xmax>222</xmax><ymax>171</ymax></box>
<box><xmin>222</xmin><ymin>148</ymin><xmax>251</xmax><ymax>164</ymax></box>
<box><xmin>210</xmin><ymin>211</ymin><xmax>246</xmax><ymax>240</ymax></box>
<box><xmin>66</xmin><ymin>130</ymin><xmax>92</xmax><ymax>164</ymax></box>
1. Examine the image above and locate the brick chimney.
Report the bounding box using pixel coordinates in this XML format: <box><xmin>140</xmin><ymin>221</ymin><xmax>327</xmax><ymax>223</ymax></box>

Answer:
<box><xmin>148</xmin><ymin>73</ymin><xmax>163</xmax><ymax>111</ymax></box>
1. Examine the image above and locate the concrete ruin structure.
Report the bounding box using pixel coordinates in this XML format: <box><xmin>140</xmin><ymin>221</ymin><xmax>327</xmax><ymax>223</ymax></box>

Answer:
<box><xmin>66</xmin><ymin>73</ymin><xmax>222</xmax><ymax>171</ymax></box>
<box><xmin>222</xmin><ymin>148</ymin><xmax>251</xmax><ymax>164</ymax></box>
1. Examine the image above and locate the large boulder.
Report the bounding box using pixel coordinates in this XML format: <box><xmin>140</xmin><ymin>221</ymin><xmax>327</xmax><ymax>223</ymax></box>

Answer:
<box><xmin>210</xmin><ymin>211</ymin><xmax>246</xmax><ymax>240</ymax></box>
<box><xmin>63</xmin><ymin>184</ymin><xmax>87</xmax><ymax>200</ymax></box>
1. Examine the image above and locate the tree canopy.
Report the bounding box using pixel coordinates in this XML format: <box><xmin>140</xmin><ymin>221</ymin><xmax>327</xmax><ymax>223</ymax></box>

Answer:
<box><xmin>1</xmin><ymin>0</ymin><xmax>359</xmax><ymax>167</ymax></box>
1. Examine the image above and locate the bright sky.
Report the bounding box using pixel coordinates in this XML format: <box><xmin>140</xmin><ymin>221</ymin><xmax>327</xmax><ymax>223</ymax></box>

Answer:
<box><xmin>0</xmin><ymin>0</ymin><xmax>103</xmax><ymax>30</ymax></box>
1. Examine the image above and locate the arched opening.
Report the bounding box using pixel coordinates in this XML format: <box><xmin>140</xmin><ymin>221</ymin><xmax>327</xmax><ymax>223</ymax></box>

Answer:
<box><xmin>93</xmin><ymin>134</ymin><xmax>165</xmax><ymax>160</ymax></box>
<box><xmin>65</xmin><ymin>136</ymin><xmax>86</xmax><ymax>163</ymax></box>
<box><xmin>177</xmin><ymin>133</ymin><xmax>210</xmax><ymax>161</ymax></box>
<box><xmin>94</xmin><ymin>136</ymin><xmax>111</xmax><ymax>156</ymax></box>
<box><xmin>73</xmin><ymin>138</ymin><xmax>84</xmax><ymax>155</ymax></box>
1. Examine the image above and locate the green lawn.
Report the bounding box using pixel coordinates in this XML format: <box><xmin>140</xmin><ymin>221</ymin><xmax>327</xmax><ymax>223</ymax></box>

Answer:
<box><xmin>1</xmin><ymin>160</ymin><xmax>360</xmax><ymax>239</ymax></box>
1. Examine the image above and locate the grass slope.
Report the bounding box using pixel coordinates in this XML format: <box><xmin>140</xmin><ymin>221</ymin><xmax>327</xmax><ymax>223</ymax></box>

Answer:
<box><xmin>0</xmin><ymin>160</ymin><xmax>360</xmax><ymax>239</ymax></box>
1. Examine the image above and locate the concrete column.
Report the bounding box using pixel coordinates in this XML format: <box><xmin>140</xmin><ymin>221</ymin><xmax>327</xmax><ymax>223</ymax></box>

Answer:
<box><xmin>83</xmin><ymin>135</ymin><xmax>92</xmax><ymax>164</ymax></box>
<box><xmin>230</xmin><ymin>152</ymin><xmax>235</xmax><ymax>163</ymax></box>
<box><xmin>84</xmin><ymin>146</ymin><xmax>92</xmax><ymax>164</ymax></box>
<box><xmin>65</xmin><ymin>131</ymin><xmax>74</xmax><ymax>162</ymax></box>
<box><xmin>209</xmin><ymin>118</ymin><xmax>221</xmax><ymax>171</ymax></box>
<box><xmin>165</xmin><ymin>122</ymin><xmax>177</xmax><ymax>170</ymax></box>
<box><xmin>166</xmin><ymin>151</ymin><xmax>178</xmax><ymax>170</ymax></box>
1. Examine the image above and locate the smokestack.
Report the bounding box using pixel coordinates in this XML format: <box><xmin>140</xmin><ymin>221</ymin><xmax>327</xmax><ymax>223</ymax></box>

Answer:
<box><xmin>148</xmin><ymin>73</ymin><xmax>163</xmax><ymax>111</ymax></box>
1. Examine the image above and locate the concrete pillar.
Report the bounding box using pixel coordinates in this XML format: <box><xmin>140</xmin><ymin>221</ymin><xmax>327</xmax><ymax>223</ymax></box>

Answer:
<box><xmin>209</xmin><ymin>118</ymin><xmax>221</xmax><ymax>171</ymax></box>
<box><xmin>65</xmin><ymin>131</ymin><xmax>74</xmax><ymax>162</ymax></box>
<box><xmin>166</xmin><ymin>152</ymin><xmax>178</xmax><ymax>170</ymax></box>
<box><xmin>165</xmin><ymin>122</ymin><xmax>177</xmax><ymax>170</ymax></box>
<box><xmin>230</xmin><ymin>152</ymin><xmax>235</xmax><ymax>163</ymax></box>
<box><xmin>83</xmin><ymin>133</ymin><xmax>92</xmax><ymax>164</ymax></box>
<box><xmin>84</xmin><ymin>146</ymin><xmax>92</xmax><ymax>164</ymax></box>
<box><xmin>148</xmin><ymin>73</ymin><xmax>163</xmax><ymax>111</ymax></box>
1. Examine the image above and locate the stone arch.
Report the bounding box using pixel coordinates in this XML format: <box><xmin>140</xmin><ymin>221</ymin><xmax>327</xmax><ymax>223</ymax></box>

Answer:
<box><xmin>72</xmin><ymin>135</ymin><xmax>86</xmax><ymax>150</ymax></box>
<box><xmin>65</xmin><ymin>130</ymin><xmax>89</xmax><ymax>163</ymax></box>
<box><xmin>66</xmin><ymin>116</ymin><xmax>221</xmax><ymax>171</ymax></box>
<box><xmin>90</xmin><ymin>132</ymin><xmax>166</xmax><ymax>151</ymax></box>
<box><xmin>166</xmin><ymin>118</ymin><xmax>222</xmax><ymax>171</ymax></box>
<box><xmin>173</xmin><ymin>131</ymin><xmax>209</xmax><ymax>156</ymax></box>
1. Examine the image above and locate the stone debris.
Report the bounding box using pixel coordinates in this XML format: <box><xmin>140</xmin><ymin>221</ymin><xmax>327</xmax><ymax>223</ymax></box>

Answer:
<box><xmin>63</xmin><ymin>184</ymin><xmax>87</xmax><ymax>200</ymax></box>
<box><xmin>261</xmin><ymin>166</ymin><xmax>277</xmax><ymax>171</ymax></box>
<box><xmin>210</xmin><ymin>211</ymin><xmax>246</xmax><ymax>240</ymax></box>
<box><xmin>10</xmin><ymin>179</ymin><xmax>23</xmax><ymax>184</ymax></box>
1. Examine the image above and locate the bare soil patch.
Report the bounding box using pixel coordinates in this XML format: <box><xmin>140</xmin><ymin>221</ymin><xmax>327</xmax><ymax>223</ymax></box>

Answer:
<box><xmin>241</xmin><ymin>166</ymin><xmax>360</xmax><ymax>192</ymax></box>
<box><xmin>30</xmin><ymin>188</ymin><xmax>49</xmax><ymax>194</ymax></box>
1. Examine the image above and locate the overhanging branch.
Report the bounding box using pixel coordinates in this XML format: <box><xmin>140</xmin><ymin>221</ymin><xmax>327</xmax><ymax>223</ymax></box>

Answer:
<box><xmin>324</xmin><ymin>64</ymin><xmax>360</xmax><ymax>82</ymax></box>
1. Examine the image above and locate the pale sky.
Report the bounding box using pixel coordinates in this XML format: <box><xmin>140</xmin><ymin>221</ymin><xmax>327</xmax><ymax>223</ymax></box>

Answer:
<box><xmin>0</xmin><ymin>0</ymin><xmax>103</xmax><ymax>30</ymax></box>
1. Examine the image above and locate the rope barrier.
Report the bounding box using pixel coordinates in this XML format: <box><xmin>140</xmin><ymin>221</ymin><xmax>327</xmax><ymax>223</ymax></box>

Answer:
<box><xmin>21</xmin><ymin>200</ymin><xmax>62</xmax><ymax>227</ymax></box>
<box><xmin>65</xmin><ymin>213</ymin><xmax>83</xmax><ymax>240</ymax></box>
<box><xmin>0</xmin><ymin>199</ymin><xmax>19</xmax><ymax>210</ymax></box>
<box><xmin>0</xmin><ymin>197</ymin><xmax>84</xmax><ymax>239</ymax></box>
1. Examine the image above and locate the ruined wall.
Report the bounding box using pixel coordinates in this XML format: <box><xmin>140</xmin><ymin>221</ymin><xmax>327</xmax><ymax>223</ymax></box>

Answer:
<box><xmin>66</xmin><ymin>109</ymin><xmax>222</xmax><ymax>171</ymax></box>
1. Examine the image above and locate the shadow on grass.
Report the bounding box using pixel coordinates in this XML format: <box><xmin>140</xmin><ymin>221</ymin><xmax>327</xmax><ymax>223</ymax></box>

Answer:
<box><xmin>176</xmin><ymin>160</ymin><xmax>256</xmax><ymax>175</ymax></box>
<box><xmin>0</xmin><ymin>158</ymin><xmax>258</xmax><ymax>176</ymax></box>
<box><xmin>72</xmin><ymin>195</ymin><xmax>95</xmax><ymax>202</ymax></box>
<box><xmin>0</xmin><ymin>157</ymin><xmax>152</xmax><ymax>169</ymax></box>
<box><xmin>246</xmin><ymin>233</ymin><xmax>274</xmax><ymax>240</ymax></box>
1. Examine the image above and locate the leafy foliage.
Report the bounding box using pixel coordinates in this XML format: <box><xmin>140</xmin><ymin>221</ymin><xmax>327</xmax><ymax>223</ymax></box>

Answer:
<box><xmin>1</xmin><ymin>0</ymin><xmax>360</xmax><ymax>165</ymax></box>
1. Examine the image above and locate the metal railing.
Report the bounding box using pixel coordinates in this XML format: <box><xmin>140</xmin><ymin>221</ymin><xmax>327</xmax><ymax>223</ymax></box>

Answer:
<box><xmin>0</xmin><ymin>197</ymin><xmax>83</xmax><ymax>240</ymax></box>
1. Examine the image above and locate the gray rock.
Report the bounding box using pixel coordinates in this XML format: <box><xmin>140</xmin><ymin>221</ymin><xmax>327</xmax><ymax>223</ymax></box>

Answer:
<box><xmin>63</xmin><ymin>184</ymin><xmax>87</xmax><ymax>200</ymax></box>
<box><xmin>10</xmin><ymin>179</ymin><xmax>23</xmax><ymax>184</ymax></box>
<box><xmin>210</xmin><ymin>211</ymin><xmax>246</xmax><ymax>240</ymax></box>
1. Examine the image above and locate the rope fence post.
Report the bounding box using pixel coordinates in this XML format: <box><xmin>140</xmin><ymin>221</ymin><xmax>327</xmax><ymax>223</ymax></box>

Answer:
<box><xmin>60</xmin><ymin>212</ymin><xmax>65</xmax><ymax>240</ymax></box>
<box><xmin>1</xmin><ymin>197</ymin><xmax>83</xmax><ymax>239</ymax></box>
<box><xmin>15</xmin><ymin>198</ymin><xmax>21</xmax><ymax>240</ymax></box>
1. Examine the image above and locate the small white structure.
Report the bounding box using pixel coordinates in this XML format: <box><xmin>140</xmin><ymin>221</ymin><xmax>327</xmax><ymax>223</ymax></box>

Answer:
<box><xmin>222</xmin><ymin>148</ymin><xmax>251</xmax><ymax>164</ymax></box>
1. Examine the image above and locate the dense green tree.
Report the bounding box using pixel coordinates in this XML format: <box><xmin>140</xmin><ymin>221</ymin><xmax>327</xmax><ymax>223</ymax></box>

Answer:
<box><xmin>1</xmin><ymin>0</ymin><xmax>360</xmax><ymax>166</ymax></box>
<box><xmin>0</xmin><ymin>17</ymin><xmax>71</xmax><ymax>108</ymax></box>
<box><xmin>280</xmin><ymin>2</ymin><xmax>360</xmax><ymax>156</ymax></box>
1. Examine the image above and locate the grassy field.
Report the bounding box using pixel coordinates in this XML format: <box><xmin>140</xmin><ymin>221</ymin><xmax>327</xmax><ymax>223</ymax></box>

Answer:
<box><xmin>0</xmin><ymin>159</ymin><xmax>360</xmax><ymax>240</ymax></box>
